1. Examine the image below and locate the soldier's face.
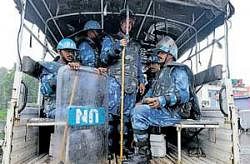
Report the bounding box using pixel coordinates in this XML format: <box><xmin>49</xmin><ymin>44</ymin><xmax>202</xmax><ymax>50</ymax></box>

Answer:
<box><xmin>149</xmin><ymin>63</ymin><xmax>161</xmax><ymax>73</ymax></box>
<box><xmin>60</xmin><ymin>49</ymin><xmax>74</xmax><ymax>62</ymax></box>
<box><xmin>157</xmin><ymin>51</ymin><xmax>168</xmax><ymax>63</ymax></box>
<box><xmin>87</xmin><ymin>30</ymin><xmax>99</xmax><ymax>39</ymax></box>
<box><xmin>158</xmin><ymin>51</ymin><xmax>173</xmax><ymax>64</ymax></box>
<box><xmin>120</xmin><ymin>18</ymin><xmax>134</xmax><ymax>34</ymax></box>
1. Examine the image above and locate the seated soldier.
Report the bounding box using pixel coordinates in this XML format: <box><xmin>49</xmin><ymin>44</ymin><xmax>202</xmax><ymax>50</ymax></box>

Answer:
<box><xmin>143</xmin><ymin>54</ymin><xmax>161</xmax><ymax>96</ymax></box>
<box><xmin>39</xmin><ymin>38</ymin><xmax>79</xmax><ymax>118</ymax></box>
<box><xmin>129</xmin><ymin>36</ymin><xmax>195</xmax><ymax>163</ymax></box>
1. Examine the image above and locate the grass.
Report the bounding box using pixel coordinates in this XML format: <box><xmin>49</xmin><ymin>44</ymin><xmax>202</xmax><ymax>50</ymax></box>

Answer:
<box><xmin>0</xmin><ymin>109</ymin><xmax>7</xmax><ymax>121</ymax></box>
<box><xmin>0</xmin><ymin>109</ymin><xmax>6</xmax><ymax>141</ymax></box>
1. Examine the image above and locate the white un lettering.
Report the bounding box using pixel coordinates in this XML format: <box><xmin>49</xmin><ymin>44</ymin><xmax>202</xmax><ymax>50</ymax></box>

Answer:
<box><xmin>75</xmin><ymin>108</ymin><xmax>99</xmax><ymax>124</ymax></box>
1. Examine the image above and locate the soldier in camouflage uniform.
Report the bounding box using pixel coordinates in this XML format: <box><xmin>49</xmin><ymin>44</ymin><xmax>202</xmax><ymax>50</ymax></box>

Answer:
<box><xmin>143</xmin><ymin>54</ymin><xmax>161</xmax><ymax>96</ymax></box>
<box><xmin>39</xmin><ymin>38</ymin><xmax>79</xmax><ymax>118</ymax></box>
<box><xmin>129</xmin><ymin>36</ymin><xmax>195</xmax><ymax>163</ymax></box>
<box><xmin>106</xmin><ymin>9</ymin><xmax>146</xmax><ymax>157</ymax></box>
<box><xmin>77</xmin><ymin>20</ymin><xmax>122</xmax><ymax>157</ymax></box>
<box><xmin>77</xmin><ymin>20</ymin><xmax>122</xmax><ymax>115</ymax></box>
<box><xmin>78</xmin><ymin>20</ymin><xmax>103</xmax><ymax>68</ymax></box>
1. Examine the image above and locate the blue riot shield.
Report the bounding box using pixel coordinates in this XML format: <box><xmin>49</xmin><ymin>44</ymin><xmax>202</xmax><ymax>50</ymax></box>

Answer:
<box><xmin>53</xmin><ymin>66</ymin><xmax>108</xmax><ymax>164</ymax></box>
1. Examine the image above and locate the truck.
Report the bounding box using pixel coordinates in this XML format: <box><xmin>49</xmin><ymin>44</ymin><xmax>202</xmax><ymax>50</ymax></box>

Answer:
<box><xmin>3</xmin><ymin>0</ymin><xmax>249</xmax><ymax>163</ymax></box>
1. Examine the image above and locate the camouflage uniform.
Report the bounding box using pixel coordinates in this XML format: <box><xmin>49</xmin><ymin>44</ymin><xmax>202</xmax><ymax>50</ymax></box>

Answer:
<box><xmin>108</xmin><ymin>32</ymin><xmax>145</xmax><ymax>117</ymax></box>
<box><xmin>131</xmin><ymin>62</ymin><xmax>193</xmax><ymax>141</ymax></box>
<box><xmin>39</xmin><ymin>60</ymin><xmax>64</xmax><ymax>118</ymax></box>
<box><xmin>106</xmin><ymin>32</ymin><xmax>145</xmax><ymax>155</ymax></box>
<box><xmin>78</xmin><ymin>37</ymin><xmax>101</xmax><ymax>67</ymax></box>
<box><xmin>78</xmin><ymin>34</ymin><xmax>121</xmax><ymax>115</ymax></box>
<box><xmin>78</xmin><ymin>33</ymin><xmax>122</xmax><ymax>156</ymax></box>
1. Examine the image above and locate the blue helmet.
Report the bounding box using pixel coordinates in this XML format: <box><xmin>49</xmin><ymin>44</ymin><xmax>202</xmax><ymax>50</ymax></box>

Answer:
<box><xmin>148</xmin><ymin>55</ymin><xmax>160</xmax><ymax>64</ymax></box>
<box><xmin>119</xmin><ymin>9</ymin><xmax>135</xmax><ymax>21</ymax></box>
<box><xmin>56</xmin><ymin>38</ymin><xmax>78</xmax><ymax>51</ymax></box>
<box><xmin>83</xmin><ymin>20</ymin><xmax>102</xmax><ymax>32</ymax></box>
<box><xmin>154</xmin><ymin>36</ymin><xmax>178</xmax><ymax>60</ymax></box>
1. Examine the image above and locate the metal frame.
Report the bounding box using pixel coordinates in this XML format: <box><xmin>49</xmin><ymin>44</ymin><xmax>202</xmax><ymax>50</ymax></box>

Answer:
<box><xmin>20</xmin><ymin>0</ymin><xmax>229</xmax><ymax>63</ymax></box>
<box><xmin>181</xmin><ymin>35</ymin><xmax>224</xmax><ymax>63</ymax></box>
<box><xmin>43</xmin><ymin>10</ymin><xmax>202</xmax><ymax>61</ymax></box>
<box><xmin>136</xmin><ymin>0</ymin><xmax>154</xmax><ymax>39</ymax></box>
<box><xmin>2</xmin><ymin>0</ymin><xmax>27</xmax><ymax>163</ymax></box>
<box><xmin>28</xmin><ymin>0</ymin><xmax>59</xmax><ymax>44</ymax></box>
<box><xmin>45</xmin><ymin>11</ymin><xmax>104</xmax><ymax>38</ymax></box>
<box><xmin>42</xmin><ymin>0</ymin><xmax>64</xmax><ymax>38</ymax></box>
<box><xmin>175</xmin><ymin>12</ymin><xmax>205</xmax><ymax>44</ymax></box>
<box><xmin>222</xmin><ymin>18</ymin><xmax>240</xmax><ymax>164</ymax></box>
<box><xmin>178</xmin><ymin>14</ymin><xmax>219</xmax><ymax>50</ymax></box>
<box><xmin>135</xmin><ymin>13</ymin><xmax>199</xmax><ymax>48</ymax></box>
<box><xmin>175</xmin><ymin>124</ymin><xmax>219</xmax><ymax>164</ymax></box>
<box><xmin>23</xmin><ymin>24</ymin><xmax>57</xmax><ymax>58</ymax></box>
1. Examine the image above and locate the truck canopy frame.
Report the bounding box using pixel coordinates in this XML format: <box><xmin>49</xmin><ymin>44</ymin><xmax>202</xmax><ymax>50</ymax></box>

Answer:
<box><xmin>14</xmin><ymin>0</ymin><xmax>234</xmax><ymax>58</ymax></box>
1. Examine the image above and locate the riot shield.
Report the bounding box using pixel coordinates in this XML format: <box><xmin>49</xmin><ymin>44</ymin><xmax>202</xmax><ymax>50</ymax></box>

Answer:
<box><xmin>53</xmin><ymin>66</ymin><xmax>108</xmax><ymax>164</ymax></box>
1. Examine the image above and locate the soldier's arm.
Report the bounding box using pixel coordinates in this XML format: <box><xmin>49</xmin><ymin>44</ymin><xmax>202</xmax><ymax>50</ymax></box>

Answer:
<box><xmin>39</xmin><ymin>69</ymin><xmax>57</xmax><ymax>97</ymax></box>
<box><xmin>78</xmin><ymin>42</ymin><xmax>97</xmax><ymax>67</ymax></box>
<box><xmin>100</xmin><ymin>36</ymin><xmax>121</xmax><ymax>64</ymax></box>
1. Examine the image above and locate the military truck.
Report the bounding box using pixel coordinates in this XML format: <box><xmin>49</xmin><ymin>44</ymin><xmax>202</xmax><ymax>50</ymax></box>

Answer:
<box><xmin>3</xmin><ymin>0</ymin><xmax>248</xmax><ymax>163</ymax></box>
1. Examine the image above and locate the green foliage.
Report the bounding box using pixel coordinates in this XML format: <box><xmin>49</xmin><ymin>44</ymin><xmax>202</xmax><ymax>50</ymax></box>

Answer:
<box><xmin>0</xmin><ymin>66</ymin><xmax>39</xmax><ymax>113</ymax></box>
<box><xmin>0</xmin><ymin>67</ymin><xmax>14</xmax><ymax>109</ymax></box>
<box><xmin>0</xmin><ymin>109</ymin><xmax>7</xmax><ymax>121</ymax></box>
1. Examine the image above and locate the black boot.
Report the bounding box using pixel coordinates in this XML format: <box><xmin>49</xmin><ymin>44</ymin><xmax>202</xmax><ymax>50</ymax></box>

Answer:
<box><xmin>124</xmin><ymin>140</ymin><xmax>151</xmax><ymax>164</ymax></box>
<box><xmin>124</xmin><ymin>122</ymin><xmax>134</xmax><ymax>158</ymax></box>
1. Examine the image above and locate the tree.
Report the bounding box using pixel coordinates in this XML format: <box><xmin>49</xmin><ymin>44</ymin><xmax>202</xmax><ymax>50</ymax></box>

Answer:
<box><xmin>0</xmin><ymin>68</ymin><xmax>15</xmax><ymax>109</ymax></box>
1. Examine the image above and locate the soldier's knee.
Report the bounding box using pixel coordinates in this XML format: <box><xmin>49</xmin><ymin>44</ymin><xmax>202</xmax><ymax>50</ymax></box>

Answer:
<box><xmin>131</xmin><ymin>105</ymin><xmax>150</xmax><ymax>117</ymax></box>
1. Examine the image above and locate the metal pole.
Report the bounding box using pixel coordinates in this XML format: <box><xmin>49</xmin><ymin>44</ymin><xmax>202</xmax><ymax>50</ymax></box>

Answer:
<box><xmin>101</xmin><ymin>0</ymin><xmax>104</xmax><ymax>29</ymax></box>
<box><xmin>46</xmin><ymin>11</ymin><xmax>104</xmax><ymax>23</ymax></box>
<box><xmin>136</xmin><ymin>0</ymin><xmax>154</xmax><ymax>39</ymax></box>
<box><xmin>177</xmin><ymin>126</ymin><xmax>182</xmax><ymax>164</ymax></box>
<box><xmin>123</xmin><ymin>0</ymin><xmax>127</xmax><ymax>9</ymax></box>
<box><xmin>223</xmin><ymin>18</ymin><xmax>239</xmax><ymax>163</ymax></box>
<box><xmin>224</xmin><ymin>20</ymin><xmax>230</xmax><ymax>79</ymax></box>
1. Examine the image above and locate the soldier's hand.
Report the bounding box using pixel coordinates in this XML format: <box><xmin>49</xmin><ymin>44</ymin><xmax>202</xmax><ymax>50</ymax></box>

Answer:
<box><xmin>142</xmin><ymin>97</ymin><xmax>160</xmax><ymax>109</ymax></box>
<box><xmin>68</xmin><ymin>62</ymin><xmax>80</xmax><ymax>70</ymax></box>
<box><xmin>96</xmin><ymin>67</ymin><xmax>107</xmax><ymax>75</ymax></box>
<box><xmin>139</xmin><ymin>83</ymin><xmax>145</xmax><ymax>95</ymax></box>
<box><xmin>120</xmin><ymin>38</ymin><xmax>128</xmax><ymax>47</ymax></box>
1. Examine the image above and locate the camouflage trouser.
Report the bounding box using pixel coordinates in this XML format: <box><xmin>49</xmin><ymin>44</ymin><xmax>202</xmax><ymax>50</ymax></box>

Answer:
<box><xmin>131</xmin><ymin>104</ymin><xmax>181</xmax><ymax>142</ymax></box>
<box><xmin>107</xmin><ymin>77</ymin><xmax>121</xmax><ymax>115</ymax></box>
<box><xmin>107</xmin><ymin>74</ymin><xmax>138</xmax><ymax>155</ymax></box>
<box><xmin>43</xmin><ymin>96</ymin><xmax>56</xmax><ymax>119</ymax></box>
